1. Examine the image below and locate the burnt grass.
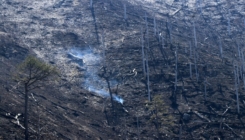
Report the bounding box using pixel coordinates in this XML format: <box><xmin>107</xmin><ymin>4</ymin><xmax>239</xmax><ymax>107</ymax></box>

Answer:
<box><xmin>0</xmin><ymin>0</ymin><xmax>245</xmax><ymax>139</ymax></box>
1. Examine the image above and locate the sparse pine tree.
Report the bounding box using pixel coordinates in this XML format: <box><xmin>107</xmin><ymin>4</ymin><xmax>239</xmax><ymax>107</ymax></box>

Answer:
<box><xmin>14</xmin><ymin>56</ymin><xmax>59</xmax><ymax>140</ymax></box>
<box><xmin>146</xmin><ymin>95</ymin><xmax>175</xmax><ymax>138</ymax></box>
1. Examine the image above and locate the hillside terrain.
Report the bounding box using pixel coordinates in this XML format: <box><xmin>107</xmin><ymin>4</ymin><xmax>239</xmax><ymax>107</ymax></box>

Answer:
<box><xmin>0</xmin><ymin>0</ymin><xmax>245</xmax><ymax>139</ymax></box>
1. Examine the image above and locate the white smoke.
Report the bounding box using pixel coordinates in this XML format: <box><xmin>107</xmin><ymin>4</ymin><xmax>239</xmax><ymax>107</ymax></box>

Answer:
<box><xmin>68</xmin><ymin>47</ymin><xmax>124</xmax><ymax>104</ymax></box>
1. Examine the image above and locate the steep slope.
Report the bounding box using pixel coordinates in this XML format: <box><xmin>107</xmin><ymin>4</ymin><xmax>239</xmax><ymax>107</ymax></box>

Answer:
<box><xmin>0</xmin><ymin>0</ymin><xmax>245</xmax><ymax>139</ymax></box>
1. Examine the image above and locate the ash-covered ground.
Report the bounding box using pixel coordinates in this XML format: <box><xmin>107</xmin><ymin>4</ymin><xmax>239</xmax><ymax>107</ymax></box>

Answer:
<box><xmin>0</xmin><ymin>0</ymin><xmax>245</xmax><ymax>139</ymax></box>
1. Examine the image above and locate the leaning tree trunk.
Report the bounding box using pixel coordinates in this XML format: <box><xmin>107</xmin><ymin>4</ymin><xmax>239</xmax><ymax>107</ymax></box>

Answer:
<box><xmin>24</xmin><ymin>83</ymin><xmax>29</xmax><ymax>140</ymax></box>
<box><xmin>106</xmin><ymin>78</ymin><xmax>114</xmax><ymax>110</ymax></box>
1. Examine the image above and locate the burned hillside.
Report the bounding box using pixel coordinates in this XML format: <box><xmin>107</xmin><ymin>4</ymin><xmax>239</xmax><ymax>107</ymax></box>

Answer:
<box><xmin>0</xmin><ymin>0</ymin><xmax>245</xmax><ymax>139</ymax></box>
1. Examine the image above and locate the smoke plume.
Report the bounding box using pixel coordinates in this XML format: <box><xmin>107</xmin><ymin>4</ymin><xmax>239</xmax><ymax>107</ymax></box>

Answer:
<box><xmin>68</xmin><ymin>47</ymin><xmax>124</xmax><ymax>104</ymax></box>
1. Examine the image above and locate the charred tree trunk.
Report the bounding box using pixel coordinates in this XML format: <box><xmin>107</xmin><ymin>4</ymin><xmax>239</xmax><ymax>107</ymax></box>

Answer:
<box><xmin>104</xmin><ymin>109</ymin><xmax>109</xmax><ymax>125</ymax></box>
<box><xmin>24</xmin><ymin>83</ymin><xmax>29</xmax><ymax>140</ymax></box>
<box><xmin>102</xmin><ymin>66</ymin><xmax>114</xmax><ymax>110</ymax></box>
<box><xmin>153</xmin><ymin>103</ymin><xmax>161</xmax><ymax>139</ymax></box>
<box><xmin>106</xmin><ymin>77</ymin><xmax>114</xmax><ymax>110</ymax></box>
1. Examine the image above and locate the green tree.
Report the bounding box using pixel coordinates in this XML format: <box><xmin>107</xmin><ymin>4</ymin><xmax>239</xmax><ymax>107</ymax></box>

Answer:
<box><xmin>146</xmin><ymin>94</ymin><xmax>175</xmax><ymax>138</ymax></box>
<box><xmin>14</xmin><ymin>56</ymin><xmax>58</xmax><ymax>140</ymax></box>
